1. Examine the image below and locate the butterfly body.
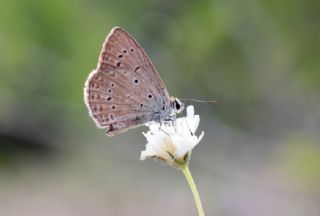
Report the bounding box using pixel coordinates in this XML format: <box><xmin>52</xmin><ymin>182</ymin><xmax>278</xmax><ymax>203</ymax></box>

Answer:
<box><xmin>84</xmin><ymin>27</ymin><xmax>183</xmax><ymax>136</ymax></box>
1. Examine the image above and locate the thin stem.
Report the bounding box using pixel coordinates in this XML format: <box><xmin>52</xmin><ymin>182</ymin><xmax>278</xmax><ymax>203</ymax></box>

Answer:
<box><xmin>181</xmin><ymin>165</ymin><xmax>205</xmax><ymax>216</ymax></box>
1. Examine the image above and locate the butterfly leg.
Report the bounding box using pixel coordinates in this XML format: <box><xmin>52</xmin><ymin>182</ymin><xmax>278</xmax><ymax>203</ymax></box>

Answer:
<box><xmin>160</xmin><ymin>127</ymin><xmax>170</xmax><ymax>136</ymax></box>
<box><xmin>184</xmin><ymin>118</ymin><xmax>193</xmax><ymax>136</ymax></box>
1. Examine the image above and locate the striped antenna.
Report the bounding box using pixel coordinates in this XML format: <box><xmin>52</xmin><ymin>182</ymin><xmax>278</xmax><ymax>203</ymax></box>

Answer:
<box><xmin>180</xmin><ymin>99</ymin><xmax>218</xmax><ymax>104</ymax></box>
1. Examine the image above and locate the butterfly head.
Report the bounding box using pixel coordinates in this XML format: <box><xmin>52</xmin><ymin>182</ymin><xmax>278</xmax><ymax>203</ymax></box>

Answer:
<box><xmin>170</xmin><ymin>97</ymin><xmax>184</xmax><ymax>114</ymax></box>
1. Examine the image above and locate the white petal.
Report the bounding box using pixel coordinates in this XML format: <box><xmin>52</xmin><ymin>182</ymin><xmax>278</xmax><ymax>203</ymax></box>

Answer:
<box><xmin>140</xmin><ymin>105</ymin><xmax>204</xmax><ymax>165</ymax></box>
<box><xmin>172</xmin><ymin>135</ymin><xmax>199</xmax><ymax>158</ymax></box>
<box><xmin>187</xmin><ymin>105</ymin><xmax>194</xmax><ymax>118</ymax></box>
<box><xmin>197</xmin><ymin>131</ymin><xmax>204</xmax><ymax>143</ymax></box>
<box><xmin>140</xmin><ymin>149</ymin><xmax>155</xmax><ymax>160</ymax></box>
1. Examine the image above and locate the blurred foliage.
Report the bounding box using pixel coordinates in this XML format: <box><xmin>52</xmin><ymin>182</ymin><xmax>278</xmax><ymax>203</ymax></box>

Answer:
<box><xmin>278</xmin><ymin>137</ymin><xmax>320</xmax><ymax>191</ymax></box>
<box><xmin>0</xmin><ymin>0</ymin><xmax>319</xmax><ymax>215</ymax></box>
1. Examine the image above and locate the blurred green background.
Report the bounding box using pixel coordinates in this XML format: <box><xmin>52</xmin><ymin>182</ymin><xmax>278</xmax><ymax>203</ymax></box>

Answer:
<box><xmin>0</xmin><ymin>0</ymin><xmax>319</xmax><ymax>215</ymax></box>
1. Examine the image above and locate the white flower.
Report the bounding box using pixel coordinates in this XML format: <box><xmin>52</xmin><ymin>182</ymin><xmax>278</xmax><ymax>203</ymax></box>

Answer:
<box><xmin>140</xmin><ymin>105</ymin><xmax>204</xmax><ymax>167</ymax></box>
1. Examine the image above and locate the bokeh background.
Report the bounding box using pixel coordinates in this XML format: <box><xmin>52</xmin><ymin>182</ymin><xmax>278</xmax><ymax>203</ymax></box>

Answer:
<box><xmin>0</xmin><ymin>0</ymin><xmax>319</xmax><ymax>215</ymax></box>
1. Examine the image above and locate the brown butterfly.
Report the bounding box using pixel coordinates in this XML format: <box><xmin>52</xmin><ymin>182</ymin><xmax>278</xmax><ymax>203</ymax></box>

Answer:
<box><xmin>84</xmin><ymin>27</ymin><xmax>184</xmax><ymax>136</ymax></box>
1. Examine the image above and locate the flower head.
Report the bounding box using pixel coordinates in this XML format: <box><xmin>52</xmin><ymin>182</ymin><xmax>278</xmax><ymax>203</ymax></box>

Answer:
<box><xmin>140</xmin><ymin>105</ymin><xmax>204</xmax><ymax>168</ymax></box>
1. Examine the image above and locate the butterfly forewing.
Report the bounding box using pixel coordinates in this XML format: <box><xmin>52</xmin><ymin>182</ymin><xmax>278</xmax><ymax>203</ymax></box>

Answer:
<box><xmin>84</xmin><ymin>27</ymin><xmax>172</xmax><ymax>136</ymax></box>
<box><xmin>98</xmin><ymin>27</ymin><xmax>170</xmax><ymax>104</ymax></box>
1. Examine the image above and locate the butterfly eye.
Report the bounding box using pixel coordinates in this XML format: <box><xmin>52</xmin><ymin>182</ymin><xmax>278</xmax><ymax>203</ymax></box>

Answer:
<box><xmin>108</xmin><ymin>89</ymin><xmax>112</xmax><ymax>93</ymax></box>
<box><xmin>110</xmin><ymin>83</ymin><xmax>115</xmax><ymax>88</ymax></box>
<box><xmin>122</xmin><ymin>49</ymin><xmax>127</xmax><ymax>53</ymax></box>
<box><xmin>116</xmin><ymin>62</ymin><xmax>122</xmax><ymax>67</ymax></box>
<box><xmin>111</xmin><ymin>105</ymin><xmax>116</xmax><ymax>110</ymax></box>
<box><xmin>148</xmin><ymin>94</ymin><xmax>153</xmax><ymax>99</ymax></box>
<box><xmin>118</xmin><ymin>54</ymin><xmax>123</xmax><ymax>58</ymax></box>
<box><xmin>175</xmin><ymin>102</ymin><xmax>181</xmax><ymax>110</ymax></box>
<box><xmin>130</xmin><ymin>48</ymin><xmax>134</xmax><ymax>52</ymax></box>
<box><xmin>172</xmin><ymin>99</ymin><xmax>184</xmax><ymax>113</ymax></box>
<box><xmin>107</xmin><ymin>97</ymin><xmax>112</xmax><ymax>101</ymax></box>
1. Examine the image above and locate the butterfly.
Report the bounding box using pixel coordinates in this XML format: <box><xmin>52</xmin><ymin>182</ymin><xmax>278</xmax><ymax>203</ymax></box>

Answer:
<box><xmin>84</xmin><ymin>27</ymin><xmax>184</xmax><ymax>136</ymax></box>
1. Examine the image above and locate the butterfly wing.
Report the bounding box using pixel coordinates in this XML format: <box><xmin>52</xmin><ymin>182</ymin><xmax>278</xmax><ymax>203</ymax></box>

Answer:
<box><xmin>84</xmin><ymin>27</ymin><xmax>171</xmax><ymax>136</ymax></box>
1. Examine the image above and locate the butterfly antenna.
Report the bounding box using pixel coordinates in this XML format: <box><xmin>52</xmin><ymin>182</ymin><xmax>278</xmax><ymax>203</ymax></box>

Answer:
<box><xmin>180</xmin><ymin>98</ymin><xmax>218</xmax><ymax>104</ymax></box>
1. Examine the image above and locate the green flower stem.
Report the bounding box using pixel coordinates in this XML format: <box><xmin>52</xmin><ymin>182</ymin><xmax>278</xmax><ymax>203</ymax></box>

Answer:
<box><xmin>181</xmin><ymin>165</ymin><xmax>205</xmax><ymax>216</ymax></box>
